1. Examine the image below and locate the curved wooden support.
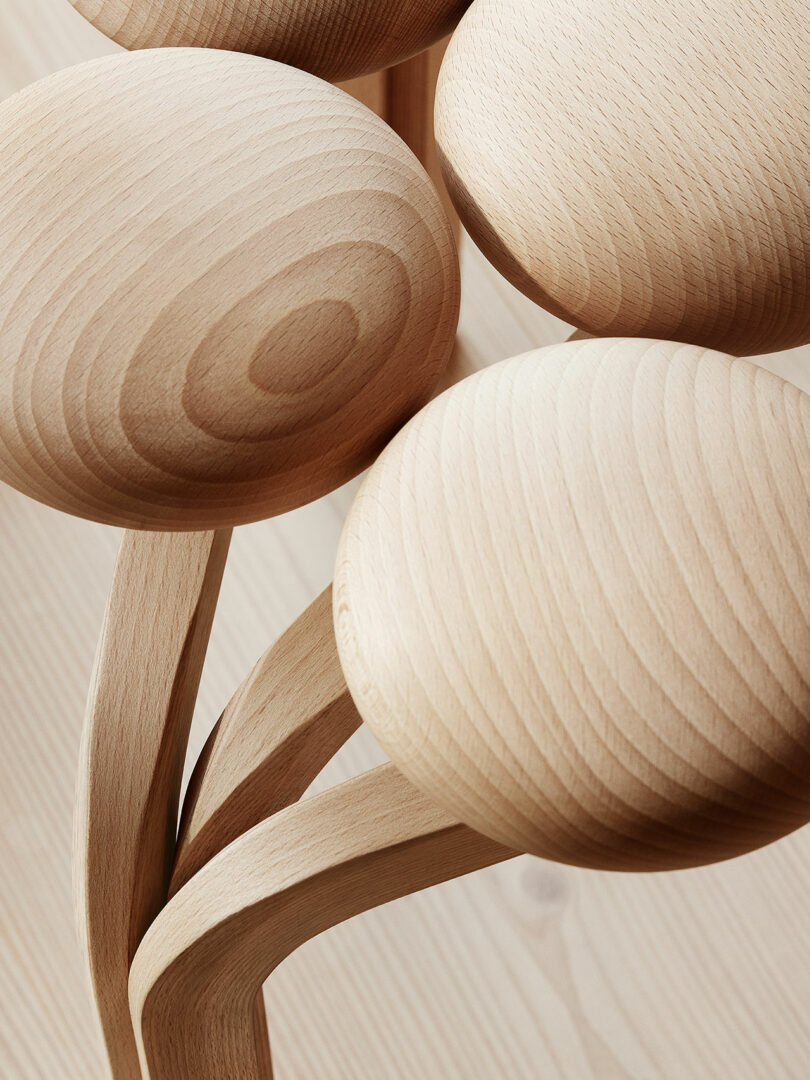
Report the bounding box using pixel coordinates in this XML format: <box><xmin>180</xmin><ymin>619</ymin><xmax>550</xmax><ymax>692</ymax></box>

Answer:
<box><xmin>172</xmin><ymin>586</ymin><xmax>361</xmax><ymax>895</ymax></box>
<box><xmin>131</xmin><ymin>763</ymin><xmax>514</xmax><ymax>1080</ymax></box>
<box><xmin>73</xmin><ymin>529</ymin><xmax>231</xmax><ymax>1079</ymax></box>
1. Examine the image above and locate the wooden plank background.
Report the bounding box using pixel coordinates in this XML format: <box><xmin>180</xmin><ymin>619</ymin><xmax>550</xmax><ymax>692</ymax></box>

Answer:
<box><xmin>1</xmin><ymin>3</ymin><xmax>809</xmax><ymax>1077</ymax></box>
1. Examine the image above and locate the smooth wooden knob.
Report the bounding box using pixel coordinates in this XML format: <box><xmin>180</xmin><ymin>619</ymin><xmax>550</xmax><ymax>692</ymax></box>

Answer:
<box><xmin>436</xmin><ymin>0</ymin><xmax>810</xmax><ymax>355</ymax></box>
<box><xmin>70</xmin><ymin>0</ymin><xmax>471</xmax><ymax>82</ymax></box>
<box><xmin>335</xmin><ymin>338</ymin><xmax>810</xmax><ymax>871</ymax></box>
<box><xmin>0</xmin><ymin>49</ymin><xmax>459</xmax><ymax>530</ymax></box>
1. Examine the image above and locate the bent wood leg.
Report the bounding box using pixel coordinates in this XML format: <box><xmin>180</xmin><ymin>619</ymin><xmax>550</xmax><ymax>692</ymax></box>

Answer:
<box><xmin>169</xmin><ymin>586</ymin><xmax>362</xmax><ymax>1079</ymax></box>
<box><xmin>73</xmin><ymin>529</ymin><xmax>231</xmax><ymax>1079</ymax></box>
<box><xmin>171</xmin><ymin>586</ymin><xmax>361</xmax><ymax>1078</ymax></box>
<box><xmin>171</xmin><ymin>587</ymin><xmax>359</xmax><ymax>896</ymax></box>
<box><xmin>131</xmin><ymin>764</ymin><xmax>515</xmax><ymax>1080</ymax></box>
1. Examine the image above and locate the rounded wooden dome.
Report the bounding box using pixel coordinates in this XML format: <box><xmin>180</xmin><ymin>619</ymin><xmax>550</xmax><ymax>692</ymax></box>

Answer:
<box><xmin>69</xmin><ymin>0</ymin><xmax>470</xmax><ymax>82</ymax></box>
<box><xmin>436</xmin><ymin>0</ymin><xmax>810</xmax><ymax>356</ymax></box>
<box><xmin>335</xmin><ymin>337</ymin><xmax>810</xmax><ymax>871</ymax></box>
<box><xmin>0</xmin><ymin>49</ymin><xmax>459</xmax><ymax>530</ymax></box>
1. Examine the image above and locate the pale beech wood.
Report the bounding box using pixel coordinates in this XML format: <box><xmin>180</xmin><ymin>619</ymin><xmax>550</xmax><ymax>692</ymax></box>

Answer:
<box><xmin>5</xmin><ymin>14</ymin><xmax>810</xmax><ymax>1072</ymax></box>
<box><xmin>132</xmin><ymin>765</ymin><xmax>512</xmax><ymax>1080</ymax></box>
<box><xmin>74</xmin><ymin>528</ymin><xmax>230</xmax><ymax>1079</ymax></box>
<box><xmin>69</xmin><ymin>0</ymin><xmax>471</xmax><ymax>82</ymax></box>
<box><xmin>169</xmin><ymin>586</ymin><xmax>357</xmax><ymax>1076</ymax></box>
<box><xmin>386</xmin><ymin>37</ymin><xmax>459</xmax><ymax>244</ymax></box>
<box><xmin>172</xmin><ymin>586</ymin><xmax>360</xmax><ymax>895</ymax></box>
<box><xmin>339</xmin><ymin>43</ymin><xmax>460</xmax><ymax>241</ymax></box>
<box><xmin>336</xmin><ymin>72</ymin><xmax>387</xmax><ymax>117</ymax></box>
<box><xmin>0</xmin><ymin>48</ymin><xmax>459</xmax><ymax>531</ymax></box>
<box><xmin>436</xmin><ymin>0</ymin><xmax>810</xmax><ymax>356</ymax></box>
<box><xmin>336</xmin><ymin>337</ymin><xmax>810</xmax><ymax>871</ymax></box>
<box><xmin>5</xmin><ymin>248</ymin><xmax>810</xmax><ymax>1079</ymax></box>
<box><xmin>171</xmin><ymin>330</ymin><xmax>587</xmax><ymax>897</ymax></box>
<box><xmin>171</xmin><ymin>584</ymin><xmax>357</xmax><ymax>1078</ymax></box>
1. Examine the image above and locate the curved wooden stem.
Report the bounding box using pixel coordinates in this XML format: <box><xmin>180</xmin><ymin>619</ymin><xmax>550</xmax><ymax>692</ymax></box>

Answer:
<box><xmin>131</xmin><ymin>764</ymin><xmax>514</xmax><ymax>1080</ymax></box>
<box><xmin>73</xmin><ymin>529</ymin><xmax>230</xmax><ymax>1079</ymax></box>
<box><xmin>171</xmin><ymin>586</ymin><xmax>360</xmax><ymax>896</ymax></box>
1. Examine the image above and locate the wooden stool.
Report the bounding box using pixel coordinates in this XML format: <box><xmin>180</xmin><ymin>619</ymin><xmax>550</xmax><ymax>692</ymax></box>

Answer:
<box><xmin>1</xmin><ymin>3</ymin><xmax>809</xmax><ymax>1078</ymax></box>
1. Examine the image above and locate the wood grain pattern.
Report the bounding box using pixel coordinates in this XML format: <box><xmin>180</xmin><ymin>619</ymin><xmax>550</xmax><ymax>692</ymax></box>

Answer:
<box><xmin>336</xmin><ymin>337</ymin><xmax>810</xmax><ymax>870</ymax></box>
<box><xmin>339</xmin><ymin>42</ymin><xmax>460</xmax><ymax>242</ymax></box>
<box><xmin>172</xmin><ymin>332</ymin><xmax>588</xmax><ymax>897</ymax></box>
<box><xmin>0</xmin><ymin>48</ymin><xmax>459</xmax><ymax>530</ymax></box>
<box><xmin>172</xmin><ymin>586</ymin><xmax>360</xmax><ymax>895</ymax></box>
<box><xmin>69</xmin><ymin>0</ymin><xmax>471</xmax><ymax>82</ymax></box>
<box><xmin>74</xmin><ymin>528</ymin><xmax>230</xmax><ymax>1079</ymax></box>
<box><xmin>132</xmin><ymin>765</ymin><xmax>511</xmax><ymax>1080</ymax></box>
<box><xmin>4</xmin><ymin>8</ymin><xmax>810</xmax><ymax>1075</ymax></box>
<box><xmin>436</xmin><ymin>0</ymin><xmax>810</xmax><ymax>355</ymax></box>
<box><xmin>4</xmin><ymin>251</ymin><xmax>810</xmax><ymax>1080</ymax></box>
<box><xmin>386</xmin><ymin>37</ymin><xmax>459</xmax><ymax>244</ymax></box>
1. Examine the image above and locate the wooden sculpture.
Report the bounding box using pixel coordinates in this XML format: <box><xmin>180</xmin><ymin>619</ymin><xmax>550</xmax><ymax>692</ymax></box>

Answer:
<box><xmin>0</xmin><ymin>45</ymin><xmax>460</xmax><ymax>1080</ymax></box>
<box><xmin>118</xmin><ymin>337</ymin><xmax>810</xmax><ymax>1078</ymax></box>
<box><xmin>435</xmin><ymin>0</ymin><xmax>810</xmax><ymax>355</ymax></box>
<box><xmin>132</xmin><ymin>766</ymin><xmax>511</xmax><ymax>1080</ymax></box>
<box><xmin>0</xmin><ymin>48</ymin><xmax>459</xmax><ymax>530</ymax></box>
<box><xmin>3</xmin><ymin>0</ymin><xmax>809</xmax><ymax>1073</ymax></box>
<box><xmin>68</xmin><ymin>0</ymin><xmax>469</xmax><ymax>81</ymax></box>
<box><xmin>75</xmin><ymin>530</ymin><xmax>230</xmax><ymax>1080</ymax></box>
<box><xmin>335</xmin><ymin>338</ymin><xmax>810</xmax><ymax>870</ymax></box>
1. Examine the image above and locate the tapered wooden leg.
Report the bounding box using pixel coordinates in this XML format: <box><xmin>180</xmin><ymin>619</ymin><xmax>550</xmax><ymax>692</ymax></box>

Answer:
<box><xmin>74</xmin><ymin>529</ymin><xmax>230</xmax><ymax>1078</ymax></box>
<box><xmin>171</xmin><ymin>587</ymin><xmax>359</xmax><ymax>896</ymax></box>
<box><xmin>131</xmin><ymin>764</ymin><xmax>514</xmax><ymax>1080</ymax></box>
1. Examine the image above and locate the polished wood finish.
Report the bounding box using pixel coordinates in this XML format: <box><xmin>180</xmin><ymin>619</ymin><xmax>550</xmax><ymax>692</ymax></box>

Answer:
<box><xmin>436</xmin><ymin>0</ymin><xmax>810</xmax><ymax>355</ymax></box>
<box><xmin>340</xmin><ymin>40</ymin><xmax>459</xmax><ymax>242</ymax></box>
<box><xmin>336</xmin><ymin>337</ymin><xmax>810</xmax><ymax>869</ymax></box>
<box><xmin>74</xmin><ymin>529</ymin><xmax>230</xmax><ymax>1079</ymax></box>
<box><xmin>171</xmin><ymin>587</ymin><xmax>360</xmax><ymax>895</ymax></box>
<box><xmin>5</xmin><ymin>6</ymin><xmax>810</xmax><ymax>1077</ymax></box>
<box><xmin>132</xmin><ymin>765</ymin><xmax>512</xmax><ymax>1080</ymax></box>
<box><xmin>387</xmin><ymin>37</ymin><xmax>458</xmax><ymax>243</ymax></box>
<box><xmin>69</xmin><ymin>0</ymin><xmax>470</xmax><ymax>81</ymax></box>
<box><xmin>5</xmin><ymin>250</ymin><xmax>810</xmax><ymax>1080</ymax></box>
<box><xmin>0</xmin><ymin>48</ymin><xmax>459</xmax><ymax>530</ymax></box>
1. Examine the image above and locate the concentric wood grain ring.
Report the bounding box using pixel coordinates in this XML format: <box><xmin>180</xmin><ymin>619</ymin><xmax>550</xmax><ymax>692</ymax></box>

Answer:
<box><xmin>336</xmin><ymin>338</ymin><xmax>810</xmax><ymax>871</ymax></box>
<box><xmin>0</xmin><ymin>49</ymin><xmax>459</xmax><ymax>529</ymax></box>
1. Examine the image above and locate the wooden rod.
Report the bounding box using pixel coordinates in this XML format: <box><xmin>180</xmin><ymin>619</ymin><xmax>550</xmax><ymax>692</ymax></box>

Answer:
<box><xmin>73</xmin><ymin>529</ymin><xmax>230</xmax><ymax>1079</ymax></box>
<box><xmin>131</xmin><ymin>764</ymin><xmax>514</xmax><ymax>1080</ymax></box>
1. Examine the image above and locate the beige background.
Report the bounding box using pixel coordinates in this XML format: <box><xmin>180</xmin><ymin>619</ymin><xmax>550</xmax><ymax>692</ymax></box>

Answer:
<box><xmin>1</xmin><ymin>3</ymin><xmax>809</xmax><ymax>1077</ymax></box>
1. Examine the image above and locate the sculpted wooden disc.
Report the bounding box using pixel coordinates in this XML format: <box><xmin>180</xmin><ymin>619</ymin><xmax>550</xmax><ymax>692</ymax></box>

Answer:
<box><xmin>335</xmin><ymin>338</ymin><xmax>810</xmax><ymax>871</ymax></box>
<box><xmin>436</xmin><ymin>0</ymin><xmax>810</xmax><ymax>355</ymax></box>
<box><xmin>0</xmin><ymin>50</ymin><xmax>459</xmax><ymax>530</ymax></box>
<box><xmin>70</xmin><ymin>0</ymin><xmax>470</xmax><ymax>82</ymax></box>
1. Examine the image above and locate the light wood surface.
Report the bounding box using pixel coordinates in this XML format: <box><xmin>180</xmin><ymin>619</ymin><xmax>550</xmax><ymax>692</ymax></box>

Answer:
<box><xmin>387</xmin><ymin>37</ymin><xmax>458</xmax><ymax>241</ymax></box>
<box><xmin>172</xmin><ymin>586</ymin><xmax>359</xmax><ymax>895</ymax></box>
<box><xmin>436</xmin><ymin>0</ymin><xmax>810</xmax><ymax>356</ymax></box>
<box><xmin>170</xmin><ymin>585</ymin><xmax>361</xmax><ymax>1075</ymax></box>
<box><xmin>75</xmin><ymin>529</ymin><xmax>229</xmax><ymax>1079</ymax></box>
<box><xmin>0</xmin><ymin>48</ymin><xmax>459</xmax><ymax>530</ymax></box>
<box><xmin>133</xmin><ymin>765</ymin><xmax>511</xmax><ymax>1080</ymax></box>
<box><xmin>3</xmin><ymin>4</ymin><xmax>810</xmax><ymax>1079</ymax></box>
<box><xmin>68</xmin><ymin>0</ymin><xmax>469</xmax><ymax>81</ymax></box>
<box><xmin>339</xmin><ymin>41</ymin><xmax>459</xmax><ymax>242</ymax></box>
<box><xmin>336</xmin><ymin>338</ymin><xmax>810</xmax><ymax>870</ymax></box>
